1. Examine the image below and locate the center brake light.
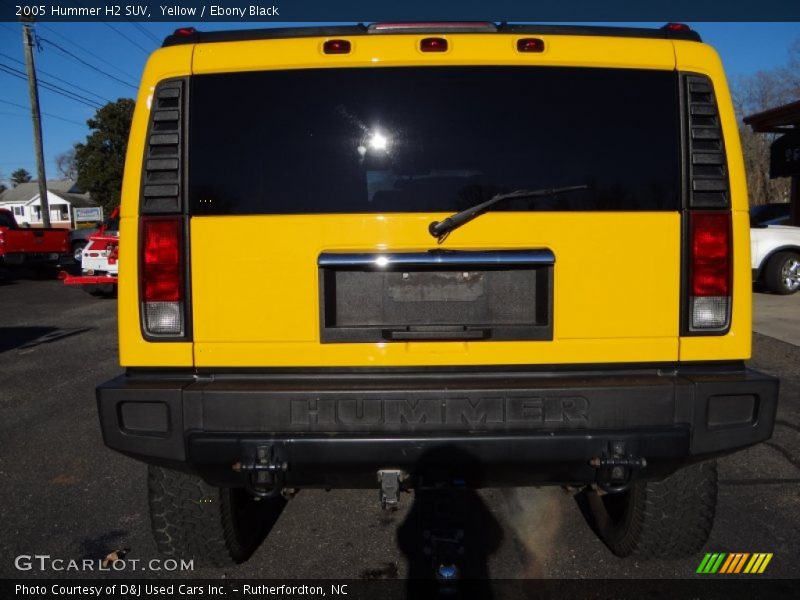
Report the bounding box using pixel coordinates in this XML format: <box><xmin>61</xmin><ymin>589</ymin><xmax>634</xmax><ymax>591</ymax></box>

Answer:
<box><xmin>141</xmin><ymin>216</ymin><xmax>184</xmax><ymax>336</ymax></box>
<box><xmin>688</xmin><ymin>211</ymin><xmax>731</xmax><ymax>331</ymax></box>
<box><xmin>368</xmin><ymin>22</ymin><xmax>497</xmax><ymax>34</ymax></box>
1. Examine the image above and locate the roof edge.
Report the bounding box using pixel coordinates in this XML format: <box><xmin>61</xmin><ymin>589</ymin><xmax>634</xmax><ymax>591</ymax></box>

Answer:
<box><xmin>162</xmin><ymin>22</ymin><xmax>701</xmax><ymax>48</ymax></box>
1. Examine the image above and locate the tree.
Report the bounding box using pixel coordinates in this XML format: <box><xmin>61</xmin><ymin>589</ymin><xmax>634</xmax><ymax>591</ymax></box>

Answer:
<box><xmin>11</xmin><ymin>168</ymin><xmax>32</xmax><ymax>187</ymax></box>
<box><xmin>733</xmin><ymin>37</ymin><xmax>800</xmax><ymax>206</ymax></box>
<box><xmin>74</xmin><ymin>98</ymin><xmax>135</xmax><ymax>211</ymax></box>
<box><xmin>55</xmin><ymin>148</ymin><xmax>78</xmax><ymax>180</ymax></box>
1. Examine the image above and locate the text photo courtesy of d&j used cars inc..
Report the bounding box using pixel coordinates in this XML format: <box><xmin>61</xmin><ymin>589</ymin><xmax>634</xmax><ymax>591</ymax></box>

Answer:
<box><xmin>1</xmin><ymin>1</ymin><xmax>799</xmax><ymax>599</ymax></box>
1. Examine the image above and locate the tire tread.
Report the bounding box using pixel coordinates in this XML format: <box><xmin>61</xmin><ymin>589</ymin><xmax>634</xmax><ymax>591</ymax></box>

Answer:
<box><xmin>148</xmin><ymin>466</ymin><xmax>252</xmax><ymax>567</ymax></box>
<box><xmin>588</xmin><ymin>461</ymin><xmax>718</xmax><ymax>559</ymax></box>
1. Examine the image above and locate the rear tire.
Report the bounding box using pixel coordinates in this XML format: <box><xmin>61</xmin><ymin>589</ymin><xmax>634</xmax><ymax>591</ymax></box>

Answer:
<box><xmin>583</xmin><ymin>460</ymin><xmax>717</xmax><ymax>558</ymax></box>
<box><xmin>72</xmin><ymin>241</ymin><xmax>86</xmax><ymax>264</ymax></box>
<box><xmin>148</xmin><ymin>466</ymin><xmax>287</xmax><ymax>567</ymax></box>
<box><xmin>763</xmin><ymin>251</ymin><xmax>800</xmax><ymax>295</ymax></box>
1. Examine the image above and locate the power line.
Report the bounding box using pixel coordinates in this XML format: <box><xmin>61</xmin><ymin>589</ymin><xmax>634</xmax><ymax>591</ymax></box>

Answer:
<box><xmin>103</xmin><ymin>22</ymin><xmax>151</xmax><ymax>54</ymax></box>
<box><xmin>40</xmin><ymin>24</ymin><xmax>139</xmax><ymax>81</ymax></box>
<box><xmin>0</xmin><ymin>62</ymin><xmax>103</xmax><ymax>108</ymax></box>
<box><xmin>38</xmin><ymin>37</ymin><xmax>138</xmax><ymax>91</ymax></box>
<box><xmin>0</xmin><ymin>110</ymin><xmax>86</xmax><ymax>127</ymax></box>
<box><xmin>0</xmin><ymin>64</ymin><xmax>103</xmax><ymax>109</ymax></box>
<box><xmin>129</xmin><ymin>21</ymin><xmax>161</xmax><ymax>45</ymax></box>
<box><xmin>61</xmin><ymin>0</ymin><xmax>153</xmax><ymax>54</ymax></box>
<box><xmin>0</xmin><ymin>99</ymin><xmax>86</xmax><ymax>126</ymax></box>
<box><xmin>0</xmin><ymin>51</ymin><xmax>112</xmax><ymax>104</ymax></box>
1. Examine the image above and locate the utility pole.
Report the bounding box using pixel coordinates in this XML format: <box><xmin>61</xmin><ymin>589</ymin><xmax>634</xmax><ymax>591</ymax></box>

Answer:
<box><xmin>21</xmin><ymin>18</ymin><xmax>50</xmax><ymax>228</ymax></box>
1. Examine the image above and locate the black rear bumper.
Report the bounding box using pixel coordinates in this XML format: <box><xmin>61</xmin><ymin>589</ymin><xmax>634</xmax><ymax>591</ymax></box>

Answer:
<box><xmin>1</xmin><ymin>251</ymin><xmax>68</xmax><ymax>266</ymax></box>
<box><xmin>96</xmin><ymin>366</ymin><xmax>778</xmax><ymax>488</ymax></box>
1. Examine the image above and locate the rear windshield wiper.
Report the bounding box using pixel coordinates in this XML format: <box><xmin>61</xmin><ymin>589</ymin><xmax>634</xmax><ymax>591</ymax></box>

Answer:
<box><xmin>428</xmin><ymin>184</ymin><xmax>588</xmax><ymax>242</ymax></box>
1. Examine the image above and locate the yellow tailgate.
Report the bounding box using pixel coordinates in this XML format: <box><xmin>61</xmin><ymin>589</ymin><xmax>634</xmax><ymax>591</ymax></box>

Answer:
<box><xmin>189</xmin><ymin>212</ymin><xmax>680</xmax><ymax>367</ymax></box>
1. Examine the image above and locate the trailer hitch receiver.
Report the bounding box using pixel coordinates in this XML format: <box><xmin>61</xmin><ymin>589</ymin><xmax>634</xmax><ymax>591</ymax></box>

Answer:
<box><xmin>233</xmin><ymin>444</ymin><xmax>288</xmax><ymax>498</ymax></box>
<box><xmin>589</xmin><ymin>440</ymin><xmax>647</xmax><ymax>493</ymax></box>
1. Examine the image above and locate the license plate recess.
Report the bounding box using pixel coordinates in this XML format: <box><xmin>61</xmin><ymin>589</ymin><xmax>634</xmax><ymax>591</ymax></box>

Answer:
<box><xmin>318</xmin><ymin>250</ymin><xmax>554</xmax><ymax>343</ymax></box>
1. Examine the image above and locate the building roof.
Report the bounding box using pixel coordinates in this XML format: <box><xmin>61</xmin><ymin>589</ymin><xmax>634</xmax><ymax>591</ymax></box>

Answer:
<box><xmin>52</xmin><ymin>192</ymin><xmax>98</xmax><ymax>208</ymax></box>
<box><xmin>0</xmin><ymin>180</ymin><xmax>92</xmax><ymax>205</ymax></box>
<box><xmin>744</xmin><ymin>100</ymin><xmax>800</xmax><ymax>133</ymax></box>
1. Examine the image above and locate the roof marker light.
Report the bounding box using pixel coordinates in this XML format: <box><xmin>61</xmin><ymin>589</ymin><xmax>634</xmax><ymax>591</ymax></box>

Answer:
<box><xmin>420</xmin><ymin>37</ymin><xmax>448</xmax><ymax>52</ymax></box>
<box><xmin>517</xmin><ymin>38</ymin><xmax>545</xmax><ymax>53</ymax></box>
<box><xmin>173</xmin><ymin>27</ymin><xmax>196</xmax><ymax>37</ymax></box>
<box><xmin>323</xmin><ymin>39</ymin><xmax>351</xmax><ymax>54</ymax></box>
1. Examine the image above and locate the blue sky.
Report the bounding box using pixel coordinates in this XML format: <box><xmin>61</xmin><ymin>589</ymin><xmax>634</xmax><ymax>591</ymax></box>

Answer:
<box><xmin>0</xmin><ymin>21</ymin><xmax>798</xmax><ymax>187</ymax></box>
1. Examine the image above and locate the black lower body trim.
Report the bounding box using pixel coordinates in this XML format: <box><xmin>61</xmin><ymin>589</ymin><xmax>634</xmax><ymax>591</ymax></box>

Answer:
<box><xmin>187</xmin><ymin>428</ymin><xmax>690</xmax><ymax>488</ymax></box>
<box><xmin>96</xmin><ymin>366</ymin><xmax>778</xmax><ymax>489</ymax></box>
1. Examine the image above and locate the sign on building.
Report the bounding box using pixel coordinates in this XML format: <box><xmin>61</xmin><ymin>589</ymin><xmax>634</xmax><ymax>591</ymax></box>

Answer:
<box><xmin>74</xmin><ymin>206</ymin><xmax>103</xmax><ymax>223</ymax></box>
<box><xmin>770</xmin><ymin>132</ymin><xmax>800</xmax><ymax>178</ymax></box>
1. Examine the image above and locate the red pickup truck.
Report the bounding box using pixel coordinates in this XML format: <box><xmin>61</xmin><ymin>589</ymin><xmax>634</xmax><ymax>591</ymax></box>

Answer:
<box><xmin>0</xmin><ymin>208</ymin><xmax>70</xmax><ymax>267</ymax></box>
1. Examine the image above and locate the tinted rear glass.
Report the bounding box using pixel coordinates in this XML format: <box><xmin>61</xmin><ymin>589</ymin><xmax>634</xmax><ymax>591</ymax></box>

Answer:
<box><xmin>189</xmin><ymin>67</ymin><xmax>680</xmax><ymax>215</ymax></box>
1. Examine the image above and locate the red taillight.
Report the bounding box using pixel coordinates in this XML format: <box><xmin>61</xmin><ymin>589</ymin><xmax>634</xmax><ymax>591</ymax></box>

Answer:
<box><xmin>141</xmin><ymin>217</ymin><xmax>182</xmax><ymax>302</ymax></box>
<box><xmin>174</xmin><ymin>27</ymin><xmax>196</xmax><ymax>37</ymax></box>
<box><xmin>516</xmin><ymin>38</ymin><xmax>545</xmax><ymax>53</ymax></box>
<box><xmin>420</xmin><ymin>37</ymin><xmax>448</xmax><ymax>52</ymax></box>
<box><xmin>323</xmin><ymin>39</ymin><xmax>351</xmax><ymax>54</ymax></box>
<box><xmin>141</xmin><ymin>217</ymin><xmax>184</xmax><ymax>337</ymax></box>
<box><xmin>688</xmin><ymin>211</ymin><xmax>731</xmax><ymax>332</ymax></box>
<box><xmin>690</xmin><ymin>212</ymin><xmax>731</xmax><ymax>297</ymax></box>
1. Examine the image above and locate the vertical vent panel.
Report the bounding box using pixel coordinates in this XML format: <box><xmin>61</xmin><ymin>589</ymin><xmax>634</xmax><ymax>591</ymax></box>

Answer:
<box><xmin>684</xmin><ymin>75</ymin><xmax>730</xmax><ymax>208</ymax></box>
<box><xmin>141</xmin><ymin>80</ymin><xmax>184</xmax><ymax>214</ymax></box>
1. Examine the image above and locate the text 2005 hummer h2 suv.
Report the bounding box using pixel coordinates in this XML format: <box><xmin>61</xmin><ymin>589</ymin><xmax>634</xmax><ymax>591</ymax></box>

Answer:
<box><xmin>98</xmin><ymin>22</ymin><xmax>779</xmax><ymax>566</ymax></box>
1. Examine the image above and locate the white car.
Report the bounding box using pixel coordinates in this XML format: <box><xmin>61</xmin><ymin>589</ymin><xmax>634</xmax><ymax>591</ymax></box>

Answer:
<box><xmin>751</xmin><ymin>223</ymin><xmax>800</xmax><ymax>295</ymax></box>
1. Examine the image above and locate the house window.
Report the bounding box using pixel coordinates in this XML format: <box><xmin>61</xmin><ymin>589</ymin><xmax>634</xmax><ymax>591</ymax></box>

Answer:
<box><xmin>13</xmin><ymin>206</ymin><xmax>23</xmax><ymax>216</ymax></box>
<box><xmin>32</xmin><ymin>207</ymin><xmax>41</xmax><ymax>221</ymax></box>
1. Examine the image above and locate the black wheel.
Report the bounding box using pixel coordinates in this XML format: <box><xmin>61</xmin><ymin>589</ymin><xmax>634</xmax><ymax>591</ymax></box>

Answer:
<box><xmin>72</xmin><ymin>241</ymin><xmax>87</xmax><ymax>264</ymax></box>
<box><xmin>148</xmin><ymin>465</ymin><xmax>287</xmax><ymax>567</ymax></box>
<box><xmin>763</xmin><ymin>251</ymin><xmax>800</xmax><ymax>295</ymax></box>
<box><xmin>583</xmin><ymin>460</ymin><xmax>717</xmax><ymax>558</ymax></box>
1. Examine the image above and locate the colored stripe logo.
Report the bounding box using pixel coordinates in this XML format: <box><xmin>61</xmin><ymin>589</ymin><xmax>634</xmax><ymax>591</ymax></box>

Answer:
<box><xmin>697</xmin><ymin>553</ymin><xmax>773</xmax><ymax>574</ymax></box>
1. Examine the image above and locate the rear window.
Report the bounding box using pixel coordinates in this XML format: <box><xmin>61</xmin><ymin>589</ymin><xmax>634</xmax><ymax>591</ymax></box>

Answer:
<box><xmin>189</xmin><ymin>66</ymin><xmax>681</xmax><ymax>215</ymax></box>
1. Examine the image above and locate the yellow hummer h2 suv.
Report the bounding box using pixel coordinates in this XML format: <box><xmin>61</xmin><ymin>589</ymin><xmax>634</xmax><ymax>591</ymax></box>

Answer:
<box><xmin>98</xmin><ymin>22</ymin><xmax>779</xmax><ymax>566</ymax></box>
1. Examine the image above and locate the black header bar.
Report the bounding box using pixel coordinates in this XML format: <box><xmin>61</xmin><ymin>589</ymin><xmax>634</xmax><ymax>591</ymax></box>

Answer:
<box><xmin>163</xmin><ymin>22</ymin><xmax>703</xmax><ymax>47</ymax></box>
<box><xmin>2</xmin><ymin>1</ymin><xmax>800</xmax><ymax>23</ymax></box>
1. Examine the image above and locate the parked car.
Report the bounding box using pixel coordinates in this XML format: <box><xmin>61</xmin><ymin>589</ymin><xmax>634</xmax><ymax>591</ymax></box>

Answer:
<box><xmin>0</xmin><ymin>208</ymin><xmax>70</xmax><ymax>268</ymax></box>
<box><xmin>69</xmin><ymin>213</ymin><xmax>119</xmax><ymax>263</ymax></box>
<box><xmin>751</xmin><ymin>208</ymin><xmax>800</xmax><ymax>294</ymax></box>
<box><xmin>750</xmin><ymin>202</ymin><xmax>791</xmax><ymax>227</ymax></box>
<box><xmin>96</xmin><ymin>22</ymin><xmax>779</xmax><ymax>569</ymax></box>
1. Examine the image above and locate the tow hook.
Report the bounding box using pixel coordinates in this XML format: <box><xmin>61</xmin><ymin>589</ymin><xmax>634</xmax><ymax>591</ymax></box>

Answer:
<box><xmin>233</xmin><ymin>444</ymin><xmax>288</xmax><ymax>498</ymax></box>
<box><xmin>378</xmin><ymin>469</ymin><xmax>406</xmax><ymax>510</ymax></box>
<box><xmin>589</xmin><ymin>441</ymin><xmax>647</xmax><ymax>493</ymax></box>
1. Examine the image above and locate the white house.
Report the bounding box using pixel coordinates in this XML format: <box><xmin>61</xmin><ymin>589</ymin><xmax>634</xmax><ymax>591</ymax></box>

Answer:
<box><xmin>0</xmin><ymin>180</ymin><xmax>100</xmax><ymax>229</ymax></box>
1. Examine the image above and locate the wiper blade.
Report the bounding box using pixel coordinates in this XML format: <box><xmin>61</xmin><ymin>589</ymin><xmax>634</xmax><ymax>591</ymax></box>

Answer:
<box><xmin>428</xmin><ymin>184</ymin><xmax>588</xmax><ymax>242</ymax></box>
